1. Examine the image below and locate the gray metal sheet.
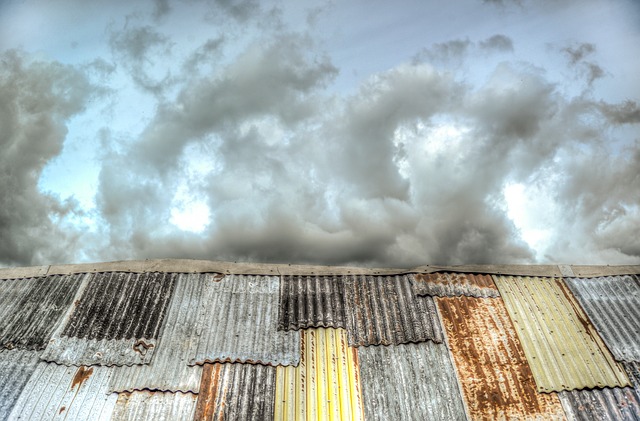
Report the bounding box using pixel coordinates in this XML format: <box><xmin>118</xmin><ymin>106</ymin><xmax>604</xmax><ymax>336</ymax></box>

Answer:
<box><xmin>41</xmin><ymin>337</ymin><xmax>157</xmax><ymax>366</ymax></box>
<box><xmin>559</xmin><ymin>388</ymin><xmax>640</xmax><ymax>421</ymax></box>
<box><xmin>0</xmin><ymin>274</ymin><xmax>84</xmax><ymax>350</ymax></box>
<box><xmin>412</xmin><ymin>272</ymin><xmax>499</xmax><ymax>298</ymax></box>
<box><xmin>109</xmin><ymin>273</ymin><xmax>207</xmax><ymax>393</ymax></box>
<box><xmin>358</xmin><ymin>341</ymin><xmax>467</xmax><ymax>421</ymax></box>
<box><xmin>625</xmin><ymin>362</ymin><xmax>640</xmax><ymax>390</ymax></box>
<box><xmin>565</xmin><ymin>275</ymin><xmax>640</xmax><ymax>362</ymax></box>
<box><xmin>111</xmin><ymin>391</ymin><xmax>198</xmax><ymax>420</ymax></box>
<box><xmin>0</xmin><ymin>349</ymin><xmax>41</xmax><ymax>420</ymax></box>
<box><xmin>188</xmin><ymin>275</ymin><xmax>300</xmax><ymax>366</ymax></box>
<box><xmin>343</xmin><ymin>275</ymin><xmax>443</xmax><ymax>346</ymax></box>
<box><xmin>278</xmin><ymin>275</ymin><xmax>346</xmax><ymax>331</ymax></box>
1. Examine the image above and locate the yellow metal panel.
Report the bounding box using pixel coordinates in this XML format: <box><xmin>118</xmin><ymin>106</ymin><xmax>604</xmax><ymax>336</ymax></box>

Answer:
<box><xmin>493</xmin><ymin>275</ymin><xmax>630</xmax><ymax>392</ymax></box>
<box><xmin>275</xmin><ymin>328</ymin><xmax>364</xmax><ymax>421</ymax></box>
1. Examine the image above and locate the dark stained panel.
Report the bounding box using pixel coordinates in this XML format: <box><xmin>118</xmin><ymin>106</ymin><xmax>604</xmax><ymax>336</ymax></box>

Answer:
<box><xmin>626</xmin><ymin>362</ymin><xmax>640</xmax><ymax>392</ymax></box>
<box><xmin>559</xmin><ymin>387</ymin><xmax>640</xmax><ymax>421</ymax></box>
<box><xmin>413</xmin><ymin>272</ymin><xmax>499</xmax><ymax>298</ymax></box>
<box><xmin>0</xmin><ymin>350</ymin><xmax>41</xmax><ymax>420</ymax></box>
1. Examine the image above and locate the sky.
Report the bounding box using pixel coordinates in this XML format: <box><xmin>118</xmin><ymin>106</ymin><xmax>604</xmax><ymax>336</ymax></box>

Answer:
<box><xmin>0</xmin><ymin>0</ymin><xmax>639</xmax><ymax>268</ymax></box>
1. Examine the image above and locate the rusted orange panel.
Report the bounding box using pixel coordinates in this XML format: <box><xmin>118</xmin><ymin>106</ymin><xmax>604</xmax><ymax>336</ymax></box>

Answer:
<box><xmin>414</xmin><ymin>273</ymin><xmax>499</xmax><ymax>298</ymax></box>
<box><xmin>437</xmin><ymin>297</ymin><xmax>565</xmax><ymax>420</ymax></box>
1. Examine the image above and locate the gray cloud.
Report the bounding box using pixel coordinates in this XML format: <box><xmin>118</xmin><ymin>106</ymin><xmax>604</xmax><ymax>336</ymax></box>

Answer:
<box><xmin>414</xmin><ymin>35</ymin><xmax>514</xmax><ymax>67</ymax></box>
<box><xmin>598</xmin><ymin>100</ymin><xmax>640</xmax><ymax>125</ymax></box>
<box><xmin>479</xmin><ymin>34</ymin><xmax>514</xmax><ymax>52</ymax></box>
<box><xmin>561</xmin><ymin>42</ymin><xmax>604</xmax><ymax>87</ymax></box>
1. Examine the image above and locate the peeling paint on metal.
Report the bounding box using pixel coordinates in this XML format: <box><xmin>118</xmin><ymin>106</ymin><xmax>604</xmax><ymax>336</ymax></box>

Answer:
<box><xmin>437</xmin><ymin>296</ymin><xmax>566</xmax><ymax>420</ymax></box>
<box><xmin>412</xmin><ymin>272</ymin><xmax>499</xmax><ymax>298</ymax></box>
<box><xmin>0</xmin><ymin>274</ymin><xmax>84</xmax><ymax>350</ymax></box>
<box><xmin>343</xmin><ymin>274</ymin><xmax>443</xmax><ymax>346</ymax></box>
<box><xmin>195</xmin><ymin>363</ymin><xmax>276</xmax><ymax>420</ymax></box>
<box><xmin>111</xmin><ymin>391</ymin><xmax>198</xmax><ymax>420</ymax></box>
<box><xmin>188</xmin><ymin>275</ymin><xmax>300</xmax><ymax>366</ymax></box>
<box><xmin>358</xmin><ymin>341</ymin><xmax>468</xmax><ymax>421</ymax></box>
<box><xmin>278</xmin><ymin>275</ymin><xmax>346</xmax><ymax>331</ymax></box>
<box><xmin>274</xmin><ymin>328</ymin><xmax>364</xmax><ymax>420</ymax></box>
<box><xmin>559</xmin><ymin>387</ymin><xmax>640</xmax><ymax>421</ymax></box>
<box><xmin>0</xmin><ymin>349</ymin><xmax>41</xmax><ymax>420</ymax></box>
<box><xmin>494</xmin><ymin>275</ymin><xmax>630</xmax><ymax>392</ymax></box>
<box><xmin>565</xmin><ymin>275</ymin><xmax>640</xmax><ymax>362</ymax></box>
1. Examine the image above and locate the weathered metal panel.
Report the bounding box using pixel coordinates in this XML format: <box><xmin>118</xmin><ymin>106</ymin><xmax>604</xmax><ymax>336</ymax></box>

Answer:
<box><xmin>188</xmin><ymin>275</ymin><xmax>300</xmax><ymax>366</ymax></box>
<box><xmin>111</xmin><ymin>391</ymin><xmax>198</xmax><ymax>420</ymax></box>
<box><xmin>358</xmin><ymin>341</ymin><xmax>467</xmax><ymax>421</ymax></box>
<box><xmin>8</xmin><ymin>362</ymin><xmax>117</xmax><ymax>420</ymax></box>
<box><xmin>559</xmin><ymin>387</ymin><xmax>640</xmax><ymax>421</ymax></box>
<box><xmin>195</xmin><ymin>363</ymin><xmax>276</xmax><ymax>420</ymax></box>
<box><xmin>343</xmin><ymin>274</ymin><xmax>443</xmax><ymax>346</ymax></box>
<box><xmin>0</xmin><ymin>349</ymin><xmax>41</xmax><ymax>420</ymax></box>
<box><xmin>494</xmin><ymin>275</ymin><xmax>630</xmax><ymax>392</ymax></box>
<box><xmin>0</xmin><ymin>274</ymin><xmax>84</xmax><ymax>350</ymax></box>
<box><xmin>437</xmin><ymin>296</ymin><xmax>566</xmax><ymax>420</ymax></box>
<box><xmin>565</xmin><ymin>275</ymin><xmax>640</xmax><ymax>362</ymax></box>
<box><xmin>625</xmin><ymin>362</ymin><xmax>640</xmax><ymax>391</ymax></box>
<box><xmin>274</xmin><ymin>328</ymin><xmax>364</xmax><ymax>420</ymax></box>
<box><xmin>278</xmin><ymin>275</ymin><xmax>346</xmax><ymax>331</ymax></box>
<box><xmin>412</xmin><ymin>272</ymin><xmax>499</xmax><ymax>298</ymax></box>
<box><xmin>109</xmin><ymin>273</ymin><xmax>206</xmax><ymax>393</ymax></box>
<box><xmin>42</xmin><ymin>272</ymin><xmax>177</xmax><ymax>366</ymax></box>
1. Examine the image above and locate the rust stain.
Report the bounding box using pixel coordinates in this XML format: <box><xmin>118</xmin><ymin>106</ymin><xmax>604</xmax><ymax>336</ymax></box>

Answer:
<box><xmin>437</xmin><ymin>297</ymin><xmax>565</xmax><ymax>420</ymax></box>
<box><xmin>212</xmin><ymin>273</ymin><xmax>225</xmax><ymax>282</ymax></box>
<box><xmin>195</xmin><ymin>363</ymin><xmax>225</xmax><ymax>420</ymax></box>
<box><xmin>556</xmin><ymin>279</ymin><xmax>598</xmax><ymax>342</ymax></box>
<box><xmin>59</xmin><ymin>406</ymin><xmax>66</xmax><ymax>414</ymax></box>
<box><xmin>71</xmin><ymin>366</ymin><xmax>94</xmax><ymax>390</ymax></box>
<box><xmin>414</xmin><ymin>272</ymin><xmax>499</xmax><ymax>297</ymax></box>
<box><xmin>132</xmin><ymin>339</ymin><xmax>154</xmax><ymax>356</ymax></box>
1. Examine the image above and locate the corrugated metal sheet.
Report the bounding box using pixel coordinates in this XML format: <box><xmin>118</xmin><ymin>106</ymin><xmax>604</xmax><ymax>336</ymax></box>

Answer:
<box><xmin>625</xmin><ymin>362</ymin><xmax>640</xmax><ymax>391</ymax></box>
<box><xmin>8</xmin><ymin>362</ymin><xmax>117</xmax><ymax>420</ymax></box>
<box><xmin>494</xmin><ymin>275</ymin><xmax>630</xmax><ymax>392</ymax></box>
<box><xmin>358</xmin><ymin>341</ymin><xmax>467</xmax><ymax>421</ymax></box>
<box><xmin>343</xmin><ymin>274</ymin><xmax>443</xmax><ymax>346</ymax></box>
<box><xmin>0</xmin><ymin>274</ymin><xmax>84</xmax><ymax>350</ymax></box>
<box><xmin>565</xmin><ymin>275</ymin><xmax>640</xmax><ymax>362</ymax></box>
<box><xmin>188</xmin><ymin>275</ymin><xmax>300</xmax><ymax>366</ymax></box>
<box><xmin>412</xmin><ymin>272</ymin><xmax>499</xmax><ymax>298</ymax></box>
<box><xmin>274</xmin><ymin>328</ymin><xmax>364</xmax><ymax>420</ymax></box>
<box><xmin>278</xmin><ymin>275</ymin><xmax>346</xmax><ymax>331</ymax></box>
<box><xmin>195</xmin><ymin>363</ymin><xmax>276</xmax><ymax>420</ymax></box>
<box><xmin>437</xmin><ymin>296</ymin><xmax>566</xmax><ymax>420</ymax></box>
<box><xmin>111</xmin><ymin>391</ymin><xmax>198</xmax><ymax>420</ymax></box>
<box><xmin>0</xmin><ymin>349</ymin><xmax>41</xmax><ymax>420</ymax></box>
<box><xmin>42</xmin><ymin>272</ymin><xmax>177</xmax><ymax>366</ymax></box>
<box><xmin>109</xmin><ymin>273</ymin><xmax>206</xmax><ymax>393</ymax></box>
<box><xmin>559</xmin><ymin>387</ymin><xmax>640</xmax><ymax>421</ymax></box>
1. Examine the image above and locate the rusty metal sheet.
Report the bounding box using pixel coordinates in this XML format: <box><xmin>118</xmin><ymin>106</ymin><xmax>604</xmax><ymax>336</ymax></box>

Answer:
<box><xmin>358</xmin><ymin>341</ymin><xmax>467</xmax><ymax>421</ymax></box>
<box><xmin>437</xmin><ymin>296</ymin><xmax>566</xmax><ymax>420</ymax></box>
<box><xmin>195</xmin><ymin>363</ymin><xmax>276</xmax><ymax>420</ymax></box>
<box><xmin>41</xmin><ymin>272</ymin><xmax>177</xmax><ymax>366</ymax></box>
<box><xmin>274</xmin><ymin>328</ymin><xmax>364</xmax><ymax>420</ymax></box>
<box><xmin>0</xmin><ymin>274</ymin><xmax>84</xmax><ymax>350</ymax></box>
<box><xmin>412</xmin><ymin>272</ymin><xmax>499</xmax><ymax>298</ymax></box>
<box><xmin>188</xmin><ymin>275</ymin><xmax>299</xmax><ymax>366</ymax></box>
<box><xmin>559</xmin><ymin>387</ymin><xmax>640</xmax><ymax>421</ymax></box>
<box><xmin>0</xmin><ymin>349</ymin><xmax>41</xmax><ymax>420</ymax></box>
<box><xmin>494</xmin><ymin>275</ymin><xmax>630</xmax><ymax>392</ymax></box>
<box><xmin>565</xmin><ymin>275</ymin><xmax>640</xmax><ymax>362</ymax></box>
<box><xmin>343</xmin><ymin>274</ymin><xmax>443</xmax><ymax>346</ymax></box>
<box><xmin>278</xmin><ymin>275</ymin><xmax>346</xmax><ymax>331</ymax></box>
<box><xmin>111</xmin><ymin>391</ymin><xmax>198</xmax><ymax>420</ymax></box>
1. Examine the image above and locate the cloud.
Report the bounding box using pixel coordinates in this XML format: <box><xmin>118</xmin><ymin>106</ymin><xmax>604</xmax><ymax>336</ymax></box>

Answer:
<box><xmin>413</xmin><ymin>34</ymin><xmax>514</xmax><ymax>67</ymax></box>
<box><xmin>598</xmin><ymin>100</ymin><xmax>640</xmax><ymax>125</ymax></box>
<box><xmin>479</xmin><ymin>34</ymin><xmax>514</xmax><ymax>52</ymax></box>
<box><xmin>561</xmin><ymin>42</ymin><xmax>605</xmax><ymax>87</ymax></box>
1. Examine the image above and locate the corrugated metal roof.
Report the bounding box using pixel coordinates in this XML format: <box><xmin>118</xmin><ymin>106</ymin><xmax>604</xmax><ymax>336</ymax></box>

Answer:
<box><xmin>8</xmin><ymin>362</ymin><xmax>117</xmax><ymax>420</ymax></box>
<box><xmin>0</xmin><ymin>274</ymin><xmax>84</xmax><ymax>350</ymax></box>
<box><xmin>109</xmin><ymin>273</ymin><xmax>206</xmax><ymax>393</ymax></box>
<box><xmin>437</xmin><ymin>296</ymin><xmax>566</xmax><ymax>420</ymax></box>
<box><xmin>625</xmin><ymin>362</ymin><xmax>640</xmax><ymax>391</ymax></box>
<box><xmin>493</xmin><ymin>275</ymin><xmax>630</xmax><ymax>392</ymax></box>
<box><xmin>559</xmin><ymin>387</ymin><xmax>640</xmax><ymax>421</ymax></box>
<box><xmin>274</xmin><ymin>328</ymin><xmax>364</xmax><ymax>420</ymax></box>
<box><xmin>343</xmin><ymin>274</ymin><xmax>443</xmax><ymax>347</ymax></box>
<box><xmin>0</xmin><ymin>349</ymin><xmax>41</xmax><ymax>420</ymax></box>
<box><xmin>278</xmin><ymin>275</ymin><xmax>346</xmax><ymax>331</ymax></box>
<box><xmin>111</xmin><ymin>391</ymin><xmax>198</xmax><ymax>420</ymax></box>
<box><xmin>412</xmin><ymin>272</ymin><xmax>499</xmax><ymax>298</ymax></box>
<box><xmin>41</xmin><ymin>272</ymin><xmax>177</xmax><ymax>366</ymax></box>
<box><xmin>565</xmin><ymin>275</ymin><xmax>640</xmax><ymax>362</ymax></box>
<box><xmin>188</xmin><ymin>274</ymin><xmax>300</xmax><ymax>366</ymax></box>
<box><xmin>358</xmin><ymin>341</ymin><xmax>467</xmax><ymax>421</ymax></box>
<box><xmin>195</xmin><ymin>363</ymin><xmax>276</xmax><ymax>420</ymax></box>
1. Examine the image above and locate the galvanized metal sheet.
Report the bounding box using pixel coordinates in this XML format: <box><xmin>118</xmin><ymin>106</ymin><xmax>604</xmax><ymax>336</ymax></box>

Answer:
<box><xmin>188</xmin><ymin>275</ymin><xmax>300</xmax><ymax>366</ymax></box>
<box><xmin>358</xmin><ymin>341</ymin><xmax>467</xmax><ymax>421</ymax></box>
<box><xmin>41</xmin><ymin>337</ymin><xmax>157</xmax><ymax>366</ymax></box>
<box><xmin>559</xmin><ymin>387</ymin><xmax>640</xmax><ymax>421</ymax></box>
<box><xmin>109</xmin><ymin>273</ymin><xmax>206</xmax><ymax>393</ymax></box>
<box><xmin>8</xmin><ymin>362</ymin><xmax>117</xmax><ymax>420</ymax></box>
<box><xmin>412</xmin><ymin>272</ymin><xmax>499</xmax><ymax>298</ymax></box>
<box><xmin>275</xmin><ymin>328</ymin><xmax>364</xmax><ymax>420</ymax></box>
<box><xmin>494</xmin><ymin>275</ymin><xmax>630</xmax><ymax>392</ymax></box>
<box><xmin>0</xmin><ymin>274</ymin><xmax>84</xmax><ymax>350</ymax></box>
<box><xmin>565</xmin><ymin>275</ymin><xmax>640</xmax><ymax>362</ymax></box>
<box><xmin>343</xmin><ymin>274</ymin><xmax>443</xmax><ymax>347</ymax></box>
<box><xmin>0</xmin><ymin>349</ymin><xmax>41</xmax><ymax>420</ymax></box>
<box><xmin>111</xmin><ymin>391</ymin><xmax>198</xmax><ymax>420</ymax></box>
<box><xmin>278</xmin><ymin>275</ymin><xmax>346</xmax><ymax>331</ymax></box>
<box><xmin>625</xmin><ymin>362</ymin><xmax>640</xmax><ymax>391</ymax></box>
<box><xmin>195</xmin><ymin>363</ymin><xmax>276</xmax><ymax>420</ymax></box>
<box><xmin>437</xmin><ymin>296</ymin><xmax>566</xmax><ymax>420</ymax></box>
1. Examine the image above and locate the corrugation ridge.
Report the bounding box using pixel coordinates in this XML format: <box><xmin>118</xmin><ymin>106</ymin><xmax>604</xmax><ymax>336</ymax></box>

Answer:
<box><xmin>0</xmin><ymin>349</ymin><xmax>41</xmax><ymax>420</ymax></box>
<box><xmin>40</xmin><ymin>337</ymin><xmax>157</xmax><ymax>366</ymax></box>
<box><xmin>625</xmin><ymin>362</ymin><xmax>640</xmax><ymax>391</ymax></box>
<box><xmin>111</xmin><ymin>391</ymin><xmax>198</xmax><ymax>420</ymax></box>
<box><xmin>413</xmin><ymin>273</ymin><xmax>500</xmax><ymax>298</ymax></box>
<box><xmin>559</xmin><ymin>387</ymin><xmax>640</xmax><ymax>421</ymax></box>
